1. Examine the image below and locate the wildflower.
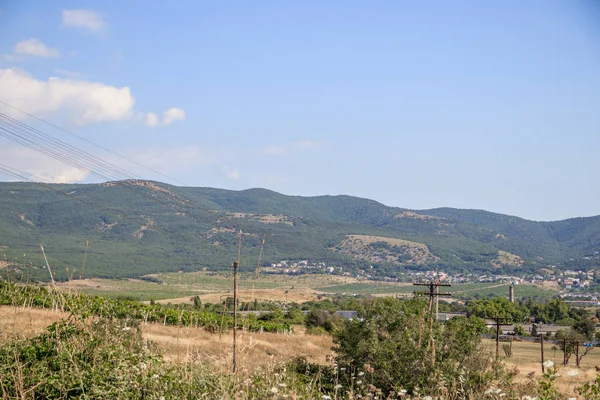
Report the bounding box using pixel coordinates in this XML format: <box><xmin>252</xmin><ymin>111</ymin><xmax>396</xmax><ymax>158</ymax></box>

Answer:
<box><xmin>278</xmin><ymin>383</ymin><xmax>287</xmax><ymax>387</ymax></box>
<box><xmin>567</xmin><ymin>370</ymin><xmax>579</xmax><ymax>377</ymax></box>
<box><xmin>322</xmin><ymin>396</ymin><xmax>332</xmax><ymax>400</ymax></box>
<box><xmin>271</xmin><ymin>387</ymin><xmax>278</xmax><ymax>394</ymax></box>
<box><xmin>122</xmin><ymin>326</ymin><xmax>131</xmax><ymax>331</ymax></box>
<box><xmin>334</xmin><ymin>384</ymin><xmax>342</xmax><ymax>389</ymax></box>
<box><xmin>357</xmin><ymin>380</ymin><xmax>362</xmax><ymax>385</ymax></box>
<box><xmin>398</xmin><ymin>389</ymin><xmax>407</xmax><ymax>396</ymax></box>
<box><xmin>542</xmin><ymin>360</ymin><xmax>554</xmax><ymax>369</ymax></box>
<box><xmin>358</xmin><ymin>371</ymin><xmax>365</xmax><ymax>376</ymax></box>
<box><xmin>423</xmin><ymin>396</ymin><xmax>433</xmax><ymax>400</ymax></box>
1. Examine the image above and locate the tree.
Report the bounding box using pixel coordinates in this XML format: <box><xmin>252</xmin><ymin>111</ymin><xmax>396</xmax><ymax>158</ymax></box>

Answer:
<box><xmin>555</xmin><ymin>330</ymin><xmax>589</xmax><ymax>366</ymax></box>
<box><xmin>305</xmin><ymin>309</ymin><xmax>338</xmax><ymax>332</ymax></box>
<box><xmin>514</xmin><ymin>325</ymin><xmax>526</xmax><ymax>336</ymax></box>
<box><xmin>547</xmin><ymin>298</ymin><xmax>569</xmax><ymax>323</ymax></box>
<box><xmin>573</xmin><ymin>318</ymin><xmax>596</xmax><ymax>340</ymax></box>
<box><xmin>531</xmin><ymin>323</ymin><xmax>538</xmax><ymax>337</ymax></box>
<box><xmin>191</xmin><ymin>295</ymin><xmax>202</xmax><ymax>310</ymax></box>
<box><xmin>333</xmin><ymin>297</ymin><xmax>489</xmax><ymax>395</ymax></box>
<box><xmin>466</xmin><ymin>297</ymin><xmax>526</xmax><ymax>322</ymax></box>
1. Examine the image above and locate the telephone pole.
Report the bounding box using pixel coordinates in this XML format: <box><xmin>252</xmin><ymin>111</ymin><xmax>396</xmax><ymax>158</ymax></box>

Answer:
<box><xmin>413</xmin><ymin>279</ymin><xmax>451</xmax><ymax>367</ymax></box>
<box><xmin>232</xmin><ymin>260</ymin><xmax>238</xmax><ymax>373</ymax></box>
<box><xmin>492</xmin><ymin>316</ymin><xmax>511</xmax><ymax>360</ymax></box>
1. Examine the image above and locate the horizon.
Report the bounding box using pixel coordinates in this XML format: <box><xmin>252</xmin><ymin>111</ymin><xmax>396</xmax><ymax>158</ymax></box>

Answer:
<box><xmin>1</xmin><ymin>178</ymin><xmax>596</xmax><ymax>223</ymax></box>
<box><xmin>1</xmin><ymin>1</ymin><xmax>600</xmax><ymax>221</ymax></box>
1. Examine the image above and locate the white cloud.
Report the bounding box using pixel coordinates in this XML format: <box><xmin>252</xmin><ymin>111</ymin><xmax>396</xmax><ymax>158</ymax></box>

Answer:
<box><xmin>163</xmin><ymin>108</ymin><xmax>185</xmax><ymax>125</ymax></box>
<box><xmin>0</xmin><ymin>68</ymin><xmax>135</xmax><ymax>125</ymax></box>
<box><xmin>13</xmin><ymin>39</ymin><xmax>60</xmax><ymax>58</ymax></box>
<box><xmin>62</xmin><ymin>9</ymin><xmax>104</xmax><ymax>32</ymax></box>
<box><xmin>262</xmin><ymin>140</ymin><xmax>319</xmax><ymax>156</ymax></box>
<box><xmin>145</xmin><ymin>112</ymin><xmax>159</xmax><ymax>127</ymax></box>
<box><xmin>0</xmin><ymin>145</ymin><xmax>90</xmax><ymax>183</ymax></box>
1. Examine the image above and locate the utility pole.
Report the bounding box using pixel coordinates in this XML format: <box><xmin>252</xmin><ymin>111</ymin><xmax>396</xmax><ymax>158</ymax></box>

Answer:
<box><xmin>232</xmin><ymin>260</ymin><xmax>238</xmax><ymax>374</ymax></box>
<box><xmin>413</xmin><ymin>280</ymin><xmax>451</xmax><ymax>367</ymax></box>
<box><xmin>540</xmin><ymin>334</ymin><xmax>545</xmax><ymax>373</ymax></box>
<box><xmin>232</xmin><ymin>229</ymin><xmax>242</xmax><ymax>374</ymax></box>
<box><xmin>492</xmin><ymin>316</ymin><xmax>511</xmax><ymax>360</ymax></box>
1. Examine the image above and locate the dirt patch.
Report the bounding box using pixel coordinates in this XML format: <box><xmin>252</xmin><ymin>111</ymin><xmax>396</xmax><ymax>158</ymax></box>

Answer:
<box><xmin>394</xmin><ymin>211</ymin><xmax>443</xmax><ymax>221</ymax></box>
<box><xmin>331</xmin><ymin>234</ymin><xmax>438</xmax><ymax>265</ymax></box>
<box><xmin>491</xmin><ymin>250</ymin><xmax>524</xmax><ymax>268</ymax></box>
<box><xmin>133</xmin><ymin>216</ymin><xmax>155</xmax><ymax>239</ymax></box>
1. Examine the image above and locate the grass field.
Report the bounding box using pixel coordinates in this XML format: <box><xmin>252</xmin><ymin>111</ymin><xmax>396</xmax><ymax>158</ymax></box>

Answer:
<box><xmin>318</xmin><ymin>281</ymin><xmax>557</xmax><ymax>300</ymax></box>
<box><xmin>57</xmin><ymin>272</ymin><xmax>559</xmax><ymax>303</ymax></box>
<box><xmin>0</xmin><ymin>306</ymin><xmax>333</xmax><ymax>373</ymax></box>
<box><xmin>481</xmin><ymin>338</ymin><xmax>600</xmax><ymax>395</ymax></box>
<box><xmin>3</xmin><ymin>303</ymin><xmax>597</xmax><ymax>397</ymax></box>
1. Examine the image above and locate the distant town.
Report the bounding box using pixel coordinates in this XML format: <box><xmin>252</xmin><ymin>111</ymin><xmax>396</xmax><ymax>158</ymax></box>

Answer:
<box><xmin>266</xmin><ymin>260</ymin><xmax>600</xmax><ymax>303</ymax></box>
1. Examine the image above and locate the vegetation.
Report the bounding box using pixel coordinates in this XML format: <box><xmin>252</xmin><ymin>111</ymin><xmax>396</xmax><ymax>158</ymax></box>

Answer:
<box><xmin>2</xmin><ymin>280</ymin><xmax>600</xmax><ymax>398</ymax></box>
<box><xmin>0</xmin><ymin>281</ymin><xmax>292</xmax><ymax>333</ymax></box>
<box><xmin>1</xmin><ymin>181</ymin><xmax>599</xmax><ymax>281</ymax></box>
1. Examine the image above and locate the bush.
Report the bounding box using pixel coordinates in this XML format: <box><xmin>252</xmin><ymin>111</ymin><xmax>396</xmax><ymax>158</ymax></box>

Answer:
<box><xmin>332</xmin><ymin>297</ymin><xmax>493</xmax><ymax>397</ymax></box>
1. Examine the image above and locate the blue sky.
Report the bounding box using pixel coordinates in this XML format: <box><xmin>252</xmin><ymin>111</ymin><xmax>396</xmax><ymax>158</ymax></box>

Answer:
<box><xmin>0</xmin><ymin>1</ymin><xmax>599</xmax><ymax>221</ymax></box>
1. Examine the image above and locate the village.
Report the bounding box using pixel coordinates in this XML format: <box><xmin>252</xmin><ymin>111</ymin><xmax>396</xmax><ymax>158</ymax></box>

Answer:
<box><xmin>266</xmin><ymin>259</ymin><xmax>600</xmax><ymax>303</ymax></box>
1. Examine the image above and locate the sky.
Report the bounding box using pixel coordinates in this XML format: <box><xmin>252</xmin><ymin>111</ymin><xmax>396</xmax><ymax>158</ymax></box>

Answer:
<box><xmin>0</xmin><ymin>1</ymin><xmax>599</xmax><ymax>222</ymax></box>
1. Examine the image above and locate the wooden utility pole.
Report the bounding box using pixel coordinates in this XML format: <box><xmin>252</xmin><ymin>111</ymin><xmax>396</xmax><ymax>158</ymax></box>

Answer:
<box><xmin>232</xmin><ymin>260</ymin><xmax>238</xmax><ymax>373</ymax></box>
<box><xmin>413</xmin><ymin>280</ymin><xmax>451</xmax><ymax>367</ymax></box>
<box><xmin>232</xmin><ymin>229</ymin><xmax>242</xmax><ymax>374</ymax></box>
<box><xmin>540</xmin><ymin>334</ymin><xmax>545</xmax><ymax>373</ymax></box>
<box><xmin>492</xmin><ymin>316</ymin><xmax>511</xmax><ymax>360</ymax></box>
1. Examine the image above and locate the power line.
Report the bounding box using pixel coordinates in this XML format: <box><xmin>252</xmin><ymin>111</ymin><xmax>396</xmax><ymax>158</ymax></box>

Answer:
<box><xmin>0</xmin><ymin>112</ymin><xmax>205</xmax><ymax>218</ymax></box>
<box><xmin>0</xmin><ymin>100</ymin><xmax>188</xmax><ymax>186</ymax></box>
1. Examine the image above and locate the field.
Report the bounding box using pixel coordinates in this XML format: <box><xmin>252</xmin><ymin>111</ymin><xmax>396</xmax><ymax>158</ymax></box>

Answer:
<box><xmin>3</xmin><ymin>303</ymin><xmax>598</xmax><ymax>398</ymax></box>
<box><xmin>57</xmin><ymin>272</ymin><xmax>559</xmax><ymax>304</ymax></box>
<box><xmin>482</xmin><ymin>338</ymin><xmax>600</xmax><ymax>395</ymax></box>
<box><xmin>0</xmin><ymin>305</ymin><xmax>333</xmax><ymax>374</ymax></box>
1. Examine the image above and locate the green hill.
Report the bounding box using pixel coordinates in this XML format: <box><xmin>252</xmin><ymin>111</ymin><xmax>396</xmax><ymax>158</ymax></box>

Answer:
<box><xmin>0</xmin><ymin>180</ymin><xmax>598</xmax><ymax>280</ymax></box>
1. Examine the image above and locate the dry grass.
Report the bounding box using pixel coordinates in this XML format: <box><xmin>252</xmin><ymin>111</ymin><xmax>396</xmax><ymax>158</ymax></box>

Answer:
<box><xmin>0</xmin><ymin>306</ymin><xmax>334</xmax><ymax>374</ymax></box>
<box><xmin>142</xmin><ymin>324</ymin><xmax>333</xmax><ymax>373</ymax></box>
<box><xmin>483</xmin><ymin>338</ymin><xmax>600</xmax><ymax>393</ymax></box>
<box><xmin>0</xmin><ymin>305</ymin><xmax>68</xmax><ymax>343</ymax></box>
<box><xmin>156</xmin><ymin>287</ymin><xmax>324</xmax><ymax>305</ymax></box>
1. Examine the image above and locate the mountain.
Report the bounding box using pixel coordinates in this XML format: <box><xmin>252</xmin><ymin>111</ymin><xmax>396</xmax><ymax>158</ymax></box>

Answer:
<box><xmin>0</xmin><ymin>180</ymin><xmax>598</xmax><ymax>281</ymax></box>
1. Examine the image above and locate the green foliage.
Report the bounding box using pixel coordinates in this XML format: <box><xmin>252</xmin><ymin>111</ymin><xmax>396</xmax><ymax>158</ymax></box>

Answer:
<box><xmin>536</xmin><ymin>364</ymin><xmax>561</xmax><ymax>400</ymax></box>
<box><xmin>332</xmin><ymin>297</ymin><xmax>493</xmax><ymax>396</ymax></box>
<box><xmin>304</xmin><ymin>309</ymin><xmax>340</xmax><ymax>332</ymax></box>
<box><xmin>578</xmin><ymin>374</ymin><xmax>600</xmax><ymax>399</ymax></box>
<box><xmin>1</xmin><ymin>181</ymin><xmax>598</xmax><ymax>280</ymax></box>
<box><xmin>0</xmin><ymin>281</ymin><xmax>291</xmax><ymax>333</ymax></box>
<box><xmin>466</xmin><ymin>297</ymin><xmax>527</xmax><ymax>322</ymax></box>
